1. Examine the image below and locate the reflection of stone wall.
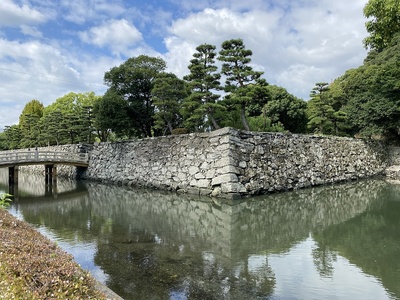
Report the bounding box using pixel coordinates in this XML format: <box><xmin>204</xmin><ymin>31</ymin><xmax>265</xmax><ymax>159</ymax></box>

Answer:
<box><xmin>14</xmin><ymin>128</ymin><xmax>388</xmax><ymax>198</ymax></box>
<box><xmin>84</xmin><ymin>179</ymin><xmax>387</xmax><ymax>260</ymax></box>
<box><xmin>15</xmin><ymin>179</ymin><xmax>388</xmax><ymax>261</ymax></box>
<box><xmin>0</xmin><ymin>168</ymin><xmax>82</xmax><ymax>197</ymax></box>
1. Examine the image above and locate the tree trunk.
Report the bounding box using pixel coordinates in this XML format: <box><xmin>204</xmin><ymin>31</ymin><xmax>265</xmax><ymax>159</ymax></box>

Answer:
<box><xmin>241</xmin><ymin>103</ymin><xmax>250</xmax><ymax>131</ymax></box>
<box><xmin>167</xmin><ymin>122</ymin><xmax>173</xmax><ymax>135</ymax></box>
<box><xmin>209</xmin><ymin>114</ymin><xmax>220</xmax><ymax>130</ymax></box>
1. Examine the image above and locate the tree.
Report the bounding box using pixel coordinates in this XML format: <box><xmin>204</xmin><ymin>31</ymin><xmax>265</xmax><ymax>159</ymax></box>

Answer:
<box><xmin>307</xmin><ymin>83</ymin><xmax>335</xmax><ymax>134</ymax></box>
<box><xmin>19</xmin><ymin>99</ymin><xmax>44</xmax><ymax>148</ymax></box>
<box><xmin>341</xmin><ymin>34</ymin><xmax>400</xmax><ymax>138</ymax></box>
<box><xmin>104</xmin><ymin>55</ymin><xmax>166</xmax><ymax>137</ymax></box>
<box><xmin>40</xmin><ymin>110</ymin><xmax>65</xmax><ymax>146</ymax></box>
<box><xmin>363</xmin><ymin>0</ymin><xmax>400</xmax><ymax>52</ymax></box>
<box><xmin>19</xmin><ymin>99</ymin><xmax>44</xmax><ymax>124</ymax></box>
<box><xmin>43</xmin><ymin>92</ymin><xmax>100</xmax><ymax>144</ymax></box>
<box><xmin>264</xmin><ymin>85</ymin><xmax>307</xmax><ymax>133</ymax></box>
<box><xmin>0</xmin><ymin>131</ymin><xmax>6</xmax><ymax>150</ymax></box>
<box><xmin>152</xmin><ymin>73</ymin><xmax>187</xmax><ymax>135</ymax></box>
<box><xmin>3</xmin><ymin>125</ymin><xmax>22</xmax><ymax>149</ymax></box>
<box><xmin>218</xmin><ymin>39</ymin><xmax>264</xmax><ymax>131</ymax></box>
<box><xmin>182</xmin><ymin>44</ymin><xmax>223</xmax><ymax>131</ymax></box>
<box><xmin>92</xmin><ymin>90</ymin><xmax>131</xmax><ymax>141</ymax></box>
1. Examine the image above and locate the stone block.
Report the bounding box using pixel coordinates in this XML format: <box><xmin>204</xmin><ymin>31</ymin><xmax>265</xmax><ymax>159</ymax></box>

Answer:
<box><xmin>221</xmin><ymin>182</ymin><xmax>246</xmax><ymax>193</ymax></box>
<box><xmin>212</xmin><ymin>173</ymin><xmax>238</xmax><ymax>186</ymax></box>
<box><xmin>197</xmin><ymin>179</ymin><xmax>210</xmax><ymax>188</ymax></box>
<box><xmin>206</xmin><ymin>169</ymin><xmax>216</xmax><ymax>178</ymax></box>
<box><xmin>238</xmin><ymin>161</ymin><xmax>247</xmax><ymax>168</ymax></box>
<box><xmin>195</xmin><ymin>172</ymin><xmax>206</xmax><ymax>179</ymax></box>
<box><xmin>188</xmin><ymin>166</ymin><xmax>199</xmax><ymax>175</ymax></box>
<box><xmin>211</xmin><ymin>186</ymin><xmax>222</xmax><ymax>197</ymax></box>
<box><xmin>217</xmin><ymin>165</ymin><xmax>239</xmax><ymax>175</ymax></box>
<box><xmin>199</xmin><ymin>188</ymin><xmax>212</xmax><ymax>196</ymax></box>
<box><xmin>215</xmin><ymin>156</ymin><xmax>236</xmax><ymax>168</ymax></box>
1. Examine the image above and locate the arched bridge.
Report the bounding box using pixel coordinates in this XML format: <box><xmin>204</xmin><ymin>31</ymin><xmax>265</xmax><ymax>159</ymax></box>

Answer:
<box><xmin>0</xmin><ymin>150</ymin><xmax>89</xmax><ymax>168</ymax></box>
<box><xmin>0</xmin><ymin>150</ymin><xmax>89</xmax><ymax>188</ymax></box>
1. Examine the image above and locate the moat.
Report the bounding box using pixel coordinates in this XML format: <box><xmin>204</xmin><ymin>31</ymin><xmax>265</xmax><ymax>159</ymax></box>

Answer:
<box><xmin>1</xmin><ymin>169</ymin><xmax>399</xmax><ymax>299</ymax></box>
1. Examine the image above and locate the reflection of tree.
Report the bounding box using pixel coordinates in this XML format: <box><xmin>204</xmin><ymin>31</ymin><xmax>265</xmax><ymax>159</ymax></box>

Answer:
<box><xmin>6</xmin><ymin>175</ymin><xmax>394</xmax><ymax>300</ymax></box>
<box><xmin>311</xmin><ymin>242</ymin><xmax>337</xmax><ymax>278</ymax></box>
<box><xmin>240</xmin><ymin>255</ymin><xmax>276</xmax><ymax>296</ymax></box>
<box><xmin>312</xmin><ymin>186</ymin><xmax>400</xmax><ymax>299</ymax></box>
<box><xmin>94</xmin><ymin>225</ymin><xmax>276</xmax><ymax>300</ymax></box>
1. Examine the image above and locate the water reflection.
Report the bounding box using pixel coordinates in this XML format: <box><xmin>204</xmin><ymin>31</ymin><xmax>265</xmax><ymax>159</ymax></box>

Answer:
<box><xmin>0</xmin><ymin>169</ymin><xmax>398</xmax><ymax>300</ymax></box>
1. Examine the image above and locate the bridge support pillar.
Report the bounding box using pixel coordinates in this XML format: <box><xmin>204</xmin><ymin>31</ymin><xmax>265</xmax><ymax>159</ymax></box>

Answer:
<box><xmin>44</xmin><ymin>164</ymin><xmax>58</xmax><ymax>196</ymax></box>
<box><xmin>8</xmin><ymin>166</ymin><xmax>19</xmax><ymax>185</ymax></box>
<box><xmin>44</xmin><ymin>164</ymin><xmax>57</xmax><ymax>185</ymax></box>
<box><xmin>8</xmin><ymin>166</ymin><xmax>19</xmax><ymax>197</ymax></box>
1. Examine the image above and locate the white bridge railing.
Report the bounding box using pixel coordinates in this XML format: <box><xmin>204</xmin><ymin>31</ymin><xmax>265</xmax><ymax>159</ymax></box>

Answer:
<box><xmin>0</xmin><ymin>150</ymin><xmax>89</xmax><ymax>166</ymax></box>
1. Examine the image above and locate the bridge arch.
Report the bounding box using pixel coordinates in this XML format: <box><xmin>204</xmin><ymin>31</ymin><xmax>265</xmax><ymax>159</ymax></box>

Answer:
<box><xmin>0</xmin><ymin>150</ymin><xmax>89</xmax><ymax>168</ymax></box>
<box><xmin>0</xmin><ymin>150</ymin><xmax>89</xmax><ymax>189</ymax></box>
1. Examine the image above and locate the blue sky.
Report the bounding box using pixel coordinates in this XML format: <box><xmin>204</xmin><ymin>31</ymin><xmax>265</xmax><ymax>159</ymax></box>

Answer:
<box><xmin>0</xmin><ymin>0</ymin><xmax>369</xmax><ymax>130</ymax></box>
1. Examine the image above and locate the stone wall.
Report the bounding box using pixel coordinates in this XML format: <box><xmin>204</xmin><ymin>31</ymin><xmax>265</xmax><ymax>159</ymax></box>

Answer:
<box><xmin>232</xmin><ymin>130</ymin><xmax>387</xmax><ymax>195</ymax></box>
<box><xmin>388</xmin><ymin>146</ymin><xmax>400</xmax><ymax>165</ymax></box>
<box><xmin>82</xmin><ymin>127</ymin><xmax>387</xmax><ymax>198</ymax></box>
<box><xmin>82</xmin><ymin>128</ymin><xmax>233</xmax><ymax>196</ymax></box>
<box><xmin>15</xmin><ymin>127</ymin><xmax>389</xmax><ymax>198</ymax></box>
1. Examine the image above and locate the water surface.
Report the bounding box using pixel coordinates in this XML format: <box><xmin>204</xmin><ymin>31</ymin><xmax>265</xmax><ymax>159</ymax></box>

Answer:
<box><xmin>1</xmin><ymin>170</ymin><xmax>399</xmax><ymax>299</ymax></box>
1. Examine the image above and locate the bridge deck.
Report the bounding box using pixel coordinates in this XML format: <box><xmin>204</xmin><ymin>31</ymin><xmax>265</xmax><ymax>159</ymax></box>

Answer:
<box><xmin>0</xmin><ymin>150</ymin><xmax>89</xmax><ymax>167</ymax></box>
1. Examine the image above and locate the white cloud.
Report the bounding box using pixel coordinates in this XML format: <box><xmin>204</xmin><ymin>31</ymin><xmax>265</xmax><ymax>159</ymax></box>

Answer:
<box><xmin>60</xmin><ymin>0</ymin><xmax>126</xmax><ymax>24</ymax></box>
<box><xmin>79</xmin><ymin>19</ymin><xmax>143</xmax><ymax>56</ymax></box>
<box><xmin>0</xmin><ymin>38</ymin><xmax>109</xmax><ymax>129</ymax></box>
<box><xmin>0</xmin><ymin>0</ymin><xmax>46</xmax><ymax>27</ymax></box>
<box><xmin>169</xmin><ymin>8</ymin><xmax>280</xmax><ymax>47</ymax></box>
<box><xmin>164</xmin><ymin>1</ymin><xmax>368</xmax><ymax>99</ymax></box>
<box><xmin>170</xmin><ymin>0</ymin><xmax>270</xmax><ymax>12</ymax></box>
<box><xmin>165</xmin><ymin>8</ymin><xmax>282</xmax><ymax>78</ymax></box>
<box><xmin>164</xmin><ymin>37</ymin><xmax>197</xmax><ymax>77</ymax></box>
<box><xmin>20</xmin><ymin>25</ymin><xmax>43</xmax><ymax>38</ymax></box>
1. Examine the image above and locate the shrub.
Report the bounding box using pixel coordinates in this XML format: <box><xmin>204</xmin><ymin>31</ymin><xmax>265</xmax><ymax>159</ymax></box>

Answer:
<box><xmin>0</xmin><ymin>193</ymin><xmax>12</xmax><ymax>209</ymax></box>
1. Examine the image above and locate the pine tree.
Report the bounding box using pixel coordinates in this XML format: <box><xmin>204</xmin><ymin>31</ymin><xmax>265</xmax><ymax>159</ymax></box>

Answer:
<box><xmin>218</xmin><ymin>39</ymin><xmax>264</xmax><ymax>131</ymax></box>
<box><xmin>182</xmin><ymin>44</ymin><xmax>223</xmax><ymax>131</ymax></box>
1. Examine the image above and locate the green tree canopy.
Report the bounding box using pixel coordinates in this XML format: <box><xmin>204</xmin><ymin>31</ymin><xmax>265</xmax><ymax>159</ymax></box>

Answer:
<box><xmin>42</xmin><ymin>92</ymin><xmax>100</xmax><ymax>145</ymax></box>
<box><xmin>363</xmin><ymin>0</ymin><xmax>400</xmax><ymax>52</ymax></box>
<box><xmin>104</xmin><ymin>55</ymin><xmax>166</xmax><ymax>137</ymax></box>
<box><xmin>0</xmin><ymin>131</ymin><xmax>6</xmax><ymax>150</ymax></box>
<box><xmin>182</xmin><ymin>43</ymin><xmax>223</xmax><ymax>131</ymax></box>
<box><xmin>92</xmin><ymin>90</ymin><xmax>130</xmax><ymax>141</ymax></box>
<box><xmin>19</xmin><ymin>99</ymin><xmax>44</xmax><ymax>148</ymax></box>
<box><xmin>2</xmin><ymin>125</ymin><xmax>22</xmax><ymax>149</ymax></box>
<box><xmin>152</xmin><ymin>72</ymin><xmax>187</xmax><ymax>135</ymax></box>
<box><xmin>19</xmin><ymin>99</ymin><xmax>44</xmax><ymax>126</ymax></box>
<box><xmin>218</xmin><ymin>38</ymin><xmax>264</xmax><ymax>131</ymax></box>
<box><xmin>343</xmin><ymin>33</ymin><xmax>400</xmax><ymax>138</ymax></box>
<box><xmin>264</xmin><ymin>85</ymin><xmax>307</xmax><ymax>133</ymax></box>
<box><xmin>306</xmin><ymin>82</ymin><xmax>335</xmax><ymax>134</ymax></box>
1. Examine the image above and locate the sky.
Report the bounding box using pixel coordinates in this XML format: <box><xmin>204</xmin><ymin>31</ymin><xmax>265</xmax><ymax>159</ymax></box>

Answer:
<box><xmin>0</xmin><ymin>0</ymin><xmax>369</xmax><ymax>130</ymax></box>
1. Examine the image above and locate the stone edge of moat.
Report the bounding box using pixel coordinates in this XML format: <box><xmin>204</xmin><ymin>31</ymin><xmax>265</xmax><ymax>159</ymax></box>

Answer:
<box><xmin>7</xmin><ymin>127</ymin><xmax>400</xmax><ymax>199</ymax></box>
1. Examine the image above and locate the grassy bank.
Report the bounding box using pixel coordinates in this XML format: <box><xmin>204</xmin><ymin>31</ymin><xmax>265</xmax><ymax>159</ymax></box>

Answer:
<box><xmin>0</xmin><ymin>208</ymin><xmax>107</xmax><ymax>299</ymax></box>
